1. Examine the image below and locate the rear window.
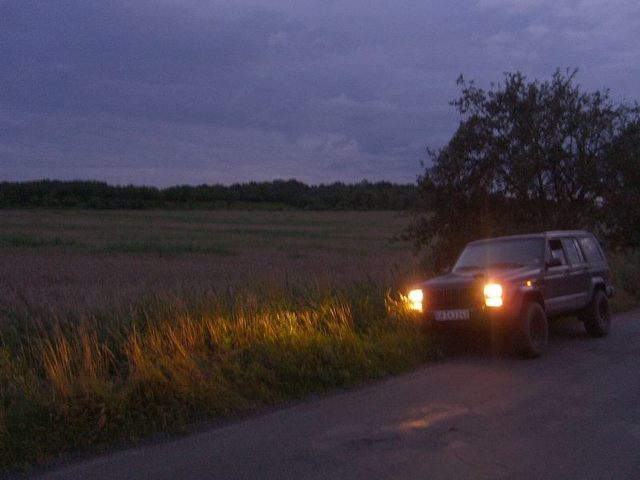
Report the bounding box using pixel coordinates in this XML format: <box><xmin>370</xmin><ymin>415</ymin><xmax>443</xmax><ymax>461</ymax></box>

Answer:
<box><xmin>578</xmin><ymin>237</ymin><xmax>604</xmax><ymax>262</ymax></box>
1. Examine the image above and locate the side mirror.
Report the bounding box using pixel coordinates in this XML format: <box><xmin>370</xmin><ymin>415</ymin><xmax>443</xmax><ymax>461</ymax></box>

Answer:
<box><xmin>546</xmin><ymin>257</ymin><xmax>562</xmax><ymax>268</ymax></box>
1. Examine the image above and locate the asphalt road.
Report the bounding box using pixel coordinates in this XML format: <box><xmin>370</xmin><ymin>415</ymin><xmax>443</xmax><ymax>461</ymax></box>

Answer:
<box><xmin>33</xmin><ymin>310</ymin><xmax>640</xmax><ymax>480</ymax></box>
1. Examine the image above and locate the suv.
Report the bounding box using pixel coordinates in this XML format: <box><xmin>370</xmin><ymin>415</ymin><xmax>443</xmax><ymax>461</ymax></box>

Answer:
<box><xmin>407</xmin><ymin>231</ymin><xmax>614</xmax><ymax>357</ymax></box>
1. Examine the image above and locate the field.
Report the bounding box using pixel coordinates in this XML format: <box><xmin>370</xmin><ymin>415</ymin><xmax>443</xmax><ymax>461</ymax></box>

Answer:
<box><xmin>0</xmin><ymin>210</ymin><xmax>418</xmax><ymax>319</ymax></box>
<box><xmin>2</xmin><ymin>210</ymin><xmax>638</xmax><ymax>473</ymax></box>
<box><xmin>0</xmin><ymin>210</ymin><xmax>431</xmax><ymax>472</ymax></box>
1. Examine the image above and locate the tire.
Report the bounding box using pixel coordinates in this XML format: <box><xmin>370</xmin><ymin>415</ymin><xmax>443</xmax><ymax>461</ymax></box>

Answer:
<box><xmin>581</xmin><ymin>289</ymin><xmax>611</xmax><ymax>337</ymax></box>
<box><xmin>516</xmin><ymin>301</ymin><xmax>548</xmax><ymax>358</ymax></box>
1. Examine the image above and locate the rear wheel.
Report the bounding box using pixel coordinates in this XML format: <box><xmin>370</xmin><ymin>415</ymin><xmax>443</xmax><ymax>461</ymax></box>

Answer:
<box><xmin>581</xmin><ymin>289</ymin><xmax>611</xmax><ymax>337</ymax></box>
<box><xmin>516</xmin><ymin>302</ymin><xmax>548</xmax><ymax>358</ymax></box>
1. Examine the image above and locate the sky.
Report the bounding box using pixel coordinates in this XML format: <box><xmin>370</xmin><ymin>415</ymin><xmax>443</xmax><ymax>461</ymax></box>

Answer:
<box><xmin>1</xmin><ymin>0</ymin><xmax>639</xmax><ymax>186</ymax></box>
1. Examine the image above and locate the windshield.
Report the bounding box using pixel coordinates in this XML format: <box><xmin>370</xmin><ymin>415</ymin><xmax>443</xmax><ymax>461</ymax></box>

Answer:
<box><xmin>453</xmin><ymin>238</ymin><xmax>544</xmax><ymax>271</ymax></box>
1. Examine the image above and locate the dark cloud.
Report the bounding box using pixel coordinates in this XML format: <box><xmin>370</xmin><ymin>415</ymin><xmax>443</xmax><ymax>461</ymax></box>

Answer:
<box><xmin>1</xmin><ymin>0</ymin><xmax>639</xmax><ymax>185</ymax></box>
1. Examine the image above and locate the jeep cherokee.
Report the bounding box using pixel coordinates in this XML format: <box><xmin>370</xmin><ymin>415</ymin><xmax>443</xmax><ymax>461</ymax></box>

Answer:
<box><xmin>407</xmin><ymin>231</ymin><xmax>614</xmax><ymax>357</ymax></box>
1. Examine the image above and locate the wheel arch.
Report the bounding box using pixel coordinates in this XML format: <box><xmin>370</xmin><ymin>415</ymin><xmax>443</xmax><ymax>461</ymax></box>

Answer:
<box><xmin>588</xmin><ymin>277</ymin><xmax>607</xmax><ymax>299</ymax></box>
<box><xmin>522</xmin><ymin>290</ymin><xmax>545</xmax><ymax>311</ymax></box>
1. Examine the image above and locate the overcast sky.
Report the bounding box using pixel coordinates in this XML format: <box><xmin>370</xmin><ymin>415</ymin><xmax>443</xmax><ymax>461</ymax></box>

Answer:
<box><xmin>1</xmin><ymin>0</ymin><xmax>639</xmax><ymax>186</ymax></box>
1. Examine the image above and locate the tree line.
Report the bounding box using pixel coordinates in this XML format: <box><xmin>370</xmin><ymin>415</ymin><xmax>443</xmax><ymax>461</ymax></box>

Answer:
<box><xmin>404</xmin><ymin>69</ymin><xmax>640</xmax><ymax>270</ymax></box>
<box><xmin>0</xmin><ymin>179</ymin><xmax>418</xmax><ymax>211</ymax></box>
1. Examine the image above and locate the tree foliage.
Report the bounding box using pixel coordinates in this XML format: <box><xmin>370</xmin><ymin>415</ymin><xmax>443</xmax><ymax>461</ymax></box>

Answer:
<box><xmin>406</xmin><ymin>69</ymin><xmax>640</xmax><ymax>271</ymax></box>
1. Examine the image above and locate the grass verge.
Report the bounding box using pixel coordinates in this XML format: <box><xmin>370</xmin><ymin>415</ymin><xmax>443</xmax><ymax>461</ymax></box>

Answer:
<box><xmin>0</xmin><ymin>282</ymin><xmax>434</xmax><ymax>473</ymax></box>
<box><xmin>609</xmin><ymin>251</ymin><xmax>640</xmax><ymax>313</ymax></box>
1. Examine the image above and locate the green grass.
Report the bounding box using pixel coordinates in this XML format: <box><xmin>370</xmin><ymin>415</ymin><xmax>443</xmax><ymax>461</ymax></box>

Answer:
<box><xmin>103</xmin><ymin>241</ymin><xmax>236</xmax><ymax>256</ymax></box>
<box><xmin>0</xmin><ymin>234</ymin><xmax>76</xmax><ymax>249</ymax></box>
<box><xmin>0</xmin><ymin>282</ymin><xmax>434</xmax><ymax>473</ymax></box>
<box><xmin>0</xmin><ymin>210</ymin><xmax>409</xmax><ymax>258</ymax></box>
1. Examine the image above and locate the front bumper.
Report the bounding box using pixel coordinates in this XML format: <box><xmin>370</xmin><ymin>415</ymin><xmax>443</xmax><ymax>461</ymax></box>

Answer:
<box><xmin>425</xmin><ymin>304</ymin><xmax>518</xmax><ymax>329</ymax></box>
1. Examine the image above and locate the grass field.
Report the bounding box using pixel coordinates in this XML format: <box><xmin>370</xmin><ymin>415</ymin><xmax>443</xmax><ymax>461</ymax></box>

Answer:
<box><xmin>0</xmin><ymin>210</ymin><xmax>418</xmax><ymax>320</ymax></box>
<box><xmin>0</xmin><ymin>209</ymin><xmax>432</xmax><ymax>472</ymax></box>
<box><xmin>1</xmin><ymin>210</ymin><xmax>637</xmax><ymax>473</ymax></box>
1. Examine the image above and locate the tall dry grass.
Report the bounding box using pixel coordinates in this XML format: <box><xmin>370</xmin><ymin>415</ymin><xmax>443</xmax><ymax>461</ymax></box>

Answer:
<box><xmin>0</xmin><ymin>282</ymin><xmax>433</xmax><ymax>472</ymax></box>
<box><xmin>38</xmin><ymin>325</ymin><xmax>115</xmax><ymax>399</ymax></box>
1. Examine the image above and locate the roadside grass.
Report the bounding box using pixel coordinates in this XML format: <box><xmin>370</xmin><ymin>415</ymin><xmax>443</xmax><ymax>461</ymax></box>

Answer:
<box><xmin>609</xmin><ymin>251</ymin><xmax>640</xmax><ymax>313</ymax></box>
<box><xmin>0</xmin><ymin>282</ymin><xmax>434</xmax><ymax>473</ymax></box>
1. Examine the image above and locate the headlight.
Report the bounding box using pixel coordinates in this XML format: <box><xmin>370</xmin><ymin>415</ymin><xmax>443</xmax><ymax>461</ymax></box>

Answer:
<box><xmin>407</xmin><ymin>289</ymin><xmax>424</xmax><ymax>312</ymax></box>
<box><xmin>483</xmin><ymin>283</ymin><xmax>503</xmax><ymax>307</ymax></box>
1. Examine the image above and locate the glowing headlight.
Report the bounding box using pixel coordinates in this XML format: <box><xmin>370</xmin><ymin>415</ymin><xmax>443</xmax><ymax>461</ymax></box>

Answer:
<box><xmin>483</xmin><ymin>283</ymin><xmax>503</xmax><ymax>307</ymax></box>
<box><xmin>407</xmin><ymin>289</ymin><xmax>424</xmax><ymax>312</ymax></box>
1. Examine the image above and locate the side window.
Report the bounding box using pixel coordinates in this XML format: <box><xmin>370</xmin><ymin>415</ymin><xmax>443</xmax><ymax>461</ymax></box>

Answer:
<box><xmin>548</xmin><ymin>239</ymin><xmax>567</xmax><ymax>266</ymax></box>
<box><xmin>572</xmin><ymin>239</ymin><xmax>586</xmax><ymax>263</ymax></box>
<box><xmin>578</xmin><ymin>237</ymin><xmax>604</xmax><ymax>263</ymax></box>
<box><xmin>562</xmin><ymin>238</ymin><xmax>582</xmax><ymax>265</ymax></box>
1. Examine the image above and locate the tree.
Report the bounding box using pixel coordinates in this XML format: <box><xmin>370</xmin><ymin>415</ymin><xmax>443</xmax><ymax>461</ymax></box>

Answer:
<box><xmin>405</xmin><ymin>69</ymin><xmax>639</xmax><ymax>271</ymax></box>
<box><xmin>604</xmin><ymin>121</ymin><xmax>640</xmax><ymax>245</ymax></box>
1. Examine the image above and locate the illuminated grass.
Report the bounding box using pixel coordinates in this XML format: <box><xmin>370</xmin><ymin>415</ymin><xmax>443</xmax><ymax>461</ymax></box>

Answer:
<box><xmin>0</xmin><ymin>283</ymin><xmax>433</xmax><ymax>472</ymax></box>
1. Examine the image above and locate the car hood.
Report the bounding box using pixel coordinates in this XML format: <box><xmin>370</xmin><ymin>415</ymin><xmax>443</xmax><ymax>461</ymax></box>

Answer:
<box><xmin>419</xmin><ymin>266</ymin><xmax>542</xmax><ymax>290</ymax></box>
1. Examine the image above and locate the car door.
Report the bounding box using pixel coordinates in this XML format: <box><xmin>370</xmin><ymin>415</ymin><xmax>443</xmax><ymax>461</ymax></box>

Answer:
<box><xmin>544</xmin><ymin>238</ymin><xmax>571</xmax><ymax>316</ymax></box>
<box><xmin>561</xmin><ymin>237</ymin><xmax>590</xmax><ymax>310</ymax></box>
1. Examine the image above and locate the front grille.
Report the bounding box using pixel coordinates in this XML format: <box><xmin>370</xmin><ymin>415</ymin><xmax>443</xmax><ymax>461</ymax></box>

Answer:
<box><xmin>428</xmin><ymin>287</ymin><xmax>480</xmax><ymax>310</ymax></box>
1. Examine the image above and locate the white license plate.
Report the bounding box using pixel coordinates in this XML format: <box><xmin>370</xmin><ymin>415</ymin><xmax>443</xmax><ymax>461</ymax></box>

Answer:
<box><xmin>434</xmin><ymin>309</ymin><xmax>470</xmax><ymax>321</ymax></box>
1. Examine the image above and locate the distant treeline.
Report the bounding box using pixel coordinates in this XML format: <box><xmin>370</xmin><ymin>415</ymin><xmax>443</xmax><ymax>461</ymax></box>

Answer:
<box><xmin>0</xmin><ymin>179</ymin><xmax>418</xmax><ymax>210</ymax></box>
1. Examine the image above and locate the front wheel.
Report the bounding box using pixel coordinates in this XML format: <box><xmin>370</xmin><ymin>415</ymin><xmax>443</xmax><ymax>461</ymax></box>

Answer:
<box><xmin>581</xmin><ymin>289</ymin><xmax>611</xmax><ymax>337</ymax></box>
<box><xmin>516</xmin><ymin>302</ymin><xmax>548</xmax><ymax>358</ymax></box>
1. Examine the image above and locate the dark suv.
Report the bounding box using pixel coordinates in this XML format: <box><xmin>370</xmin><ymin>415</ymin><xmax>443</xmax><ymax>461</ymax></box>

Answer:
<box><xmin>407</xmin><ymin>231</ymin><xmax>614</xmax><ymax>357</ymax></box>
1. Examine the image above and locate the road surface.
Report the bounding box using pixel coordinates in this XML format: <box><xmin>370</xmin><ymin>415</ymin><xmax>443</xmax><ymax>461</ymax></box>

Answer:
<box><xmin>32</xmin><ymin>310</ymin><xmax>640</xmax><ymax>480</ymax></box>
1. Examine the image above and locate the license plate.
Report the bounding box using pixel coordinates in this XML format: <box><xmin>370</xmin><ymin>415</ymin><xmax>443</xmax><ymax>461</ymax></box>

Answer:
<box><xmin>434</xmin><ymin>309</ymin><xmax>470</xmax><ymax>321</ymax></box>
